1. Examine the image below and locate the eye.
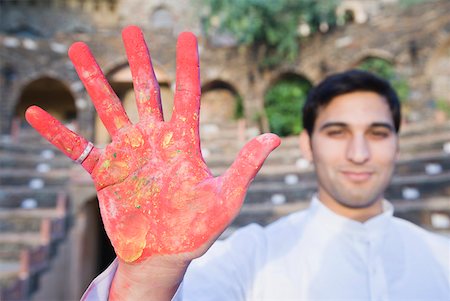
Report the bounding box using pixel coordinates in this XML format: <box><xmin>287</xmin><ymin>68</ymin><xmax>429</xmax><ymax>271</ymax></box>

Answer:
<box><xmin>325</xmin><ymin>129</ymin><xmax>346</xmax><ymax>137</ymax></box>
<box><xmin>368</xmin><ymin>130</ymin><xmax>390</xmax><ymax>139</ymax></box>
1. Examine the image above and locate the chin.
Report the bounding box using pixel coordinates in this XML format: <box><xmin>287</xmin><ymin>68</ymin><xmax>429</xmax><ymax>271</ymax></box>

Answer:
<box><xmin>337</xmin><ymin>193</ymin><xmax>381</xmax><ymax>209</ymax></box>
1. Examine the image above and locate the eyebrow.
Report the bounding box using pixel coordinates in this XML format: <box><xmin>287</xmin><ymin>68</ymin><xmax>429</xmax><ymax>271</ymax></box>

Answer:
<box><xmin>319</xmin><ymin>122</ymin><xmax>395</xmax><ymax>132</ymax></box>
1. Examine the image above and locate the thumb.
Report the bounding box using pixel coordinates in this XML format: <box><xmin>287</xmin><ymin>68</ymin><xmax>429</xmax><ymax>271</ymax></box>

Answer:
<box><xmin>222</xmin><ymin>133</ymin><xmax>280</xmax><ymax>194</ymax></box>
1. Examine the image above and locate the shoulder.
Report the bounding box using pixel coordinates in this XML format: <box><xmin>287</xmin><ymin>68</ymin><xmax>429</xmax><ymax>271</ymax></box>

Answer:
<box><xmin>197</xmin><ymin>207</ymin><xmax>311</xmax><ymax>265</ymax></box>
<box><xmin>391</xmin><ymin>216</ymin><xmax>450</xmax><ymax>254</ymax></box>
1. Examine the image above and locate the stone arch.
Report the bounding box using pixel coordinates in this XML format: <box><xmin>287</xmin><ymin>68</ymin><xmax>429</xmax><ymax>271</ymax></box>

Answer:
<box><xmin>0</xmin><ymin>63</ymin><xmax>16</xmax><ymax>89</ymax></box>
<box><xmin>14</xmin><ymin>76</ymin><xmax>76</xmax><ymax>126</ymax></box>
<box><xmin>351</xmin><ymin>50</ymin><xmax>395</xmax><ymax>68</ymax></box>
<box><xmin>264</xmin><ymin>73</ymin><xmax>313</xmax><ymax>137</ymax></box>
<box><xmin>76</xmin><ymin>197</ymin><xmax>115</xmax><ymax>294</ymax></box>
<box><xmin>354</xmin><ymin>55</ymin><xmax>411</xmax><ymax>104</ymax></box>
<box><xmin>200</xmin><ymin>80</ymin><xmax>242</xmax><ymax>125</ymax></box>
<box><xmin>426</xmin><ymin>37</ymin><xmax>450</xmax><ymax>104</ymax></box>
<box><xmin>5</xmin><ymin>23</ymin><xmax>44</xmax><ymax>38</ymax></box>
<box><xmin>151</xmin><ymin>5</ymin><xmax>175</xmax><ymax>30</ymax></box>
<box><xmin>352</xmin><ymin>54</ymin><xmax>397</xmax><ymax>80</ymax></box>
<box><xmin>94</xmin><ymin>62</ymin><xmax>173</xmax><ymax>144</ymax></box>
<box><xmin>336</xmin><ymin>1</ymin><xmax>368</xmax><ymax>24</ymax></box>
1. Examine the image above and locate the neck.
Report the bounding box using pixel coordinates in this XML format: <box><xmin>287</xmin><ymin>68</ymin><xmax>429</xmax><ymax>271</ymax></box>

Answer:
<box><xmin>317</xmin><ymin>192</ymin><xmax>384</xmax><ymax>223</ymax></box>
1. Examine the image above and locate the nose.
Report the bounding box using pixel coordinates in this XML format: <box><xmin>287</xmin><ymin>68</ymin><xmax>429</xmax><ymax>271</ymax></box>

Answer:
<box><xmin>346</xmin><ymin>135</ymin><xmax>370</xmax><ymax>164</ymax></box>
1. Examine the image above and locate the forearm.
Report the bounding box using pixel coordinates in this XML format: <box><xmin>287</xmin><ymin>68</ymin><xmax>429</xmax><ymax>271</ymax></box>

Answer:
<box><xmin>109</xmin><ymin>256</ymin><xmax>190</xmax><ymax>301</ymax></box>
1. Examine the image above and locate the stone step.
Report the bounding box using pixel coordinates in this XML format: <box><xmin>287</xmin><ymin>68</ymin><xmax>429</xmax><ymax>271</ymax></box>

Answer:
<box><xmin>0</xmin><ymin>138</ymin><xmax>60</xmax><ymax>154</ymax></box>
<box><xmin>203</xmin><ymin>128</ymin><xmax>450</xmax><ymax>166</ymax></box>
<box><xmin>0</xmin><ymin>233</ymin><xmax>43</xmax><ymax>261</ymax></box>
<box><xmin>0</xmin><ymin>209</ymin><xmax>61</xmax><ymax>233</ymax></box>
<box><xmin>399</xmin><ymin>120</ymin><xmax>450</xmax><ymax>138</ymax></box>
<box><xmin>245</xmin><ymin>171</ymin><xmax>450</xmax><ymax>204</ymax></box>
<box><xmin>0</xmin><ymin>188</ymin><xmax>62</xmax><ymax>209</ymax></box>
<box><xmin>0</xmin><ymin>150</ymin><xmax>72</xmax><ymax>167</ymax></box>
<box><xmin>0</xmin><ymin>171</ymin><xmax>70</xmax><ymax>187</ymax></box>
<box><xmin>399</xmin><ymin>132</ymin><xmax>450</xmax><ymax>153</ymax></box>
<box><xmin>199</xmin><ymin>122</ymin><xmax>241</xmax><ymax>140</ymax></box>
<box><xmin>210</xmin><ymin>147</ymin><xmax>450</xmax><ymax>177</ymax></box>
<box><xmin>233</xmin><ymin>196</ymin><xmax>450</xmax><ymax>228</ymax></box>
<box><xmin>0</xmin><ymin>261</ymin><xmax>21</xmax><ymax>285</ymax></box>
<box><xmin>250</xmin><ymin>153</ymin><xmax>450</xmax><ymax>184</ymax></box>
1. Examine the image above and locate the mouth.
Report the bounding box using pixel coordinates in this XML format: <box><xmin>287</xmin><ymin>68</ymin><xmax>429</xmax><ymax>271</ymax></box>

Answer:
<box><xmin>341</xmin><ymin>171</ymin><xmax>374</xmax><ymax>182</ymax></box>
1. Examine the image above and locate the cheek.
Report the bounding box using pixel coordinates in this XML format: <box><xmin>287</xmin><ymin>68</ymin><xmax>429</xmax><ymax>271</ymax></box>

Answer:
<box><xmin>373</xmin><ymin>142</ymin><xmax>398</xmax><ymax>166</ymax></box>
<box><xmin>312</xmin><ymin>139</ymin><xmax>345</xmax><ymax>164</ymax></box>
<box><xmin>311</xmin><ymin>146</ymin><xmax>342</xmax><ymax>180</ymax></box>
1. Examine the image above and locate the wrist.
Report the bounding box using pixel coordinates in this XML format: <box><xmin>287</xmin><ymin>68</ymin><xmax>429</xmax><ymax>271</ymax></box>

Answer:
<box><xmin>109</xmin><ymin>255</ymin><xmax>190</xmax><ymax>301</ymax></box>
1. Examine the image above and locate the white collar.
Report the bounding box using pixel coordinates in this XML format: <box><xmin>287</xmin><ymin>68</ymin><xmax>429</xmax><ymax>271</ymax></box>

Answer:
<box><xmin>305</xmin><ymin>195</ymin><xmax>394</xmax><ymax>247</ymax></box>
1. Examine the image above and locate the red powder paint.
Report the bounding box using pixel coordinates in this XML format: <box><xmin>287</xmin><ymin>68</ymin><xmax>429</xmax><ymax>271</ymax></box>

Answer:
<box><xmin>25</xmin><ymin>25</ymin><xmax>281</xmax><ymax>263</ymax></box>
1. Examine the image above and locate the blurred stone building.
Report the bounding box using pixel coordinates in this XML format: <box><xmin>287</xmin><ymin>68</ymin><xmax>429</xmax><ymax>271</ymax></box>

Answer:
<box><xmin>0</xmin><ymin>0</ymin><xmax>449</xmax><ymax>300</ymax></box>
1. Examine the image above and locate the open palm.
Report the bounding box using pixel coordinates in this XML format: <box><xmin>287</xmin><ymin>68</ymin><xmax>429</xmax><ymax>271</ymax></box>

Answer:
<box><xmin>26</xmin><ymin>26</ymin><xmax>280</xmax><ymax>263</ymax></box>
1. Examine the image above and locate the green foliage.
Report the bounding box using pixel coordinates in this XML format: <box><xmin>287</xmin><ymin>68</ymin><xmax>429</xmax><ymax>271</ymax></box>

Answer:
<box><xmin>201</xmin><ymin>0</ymin><xmax>340</xmax><ymax>67</ymax></box>
<box><xmin>234</xmin><ymin>95</ymin><xmax>245</xmax><ymax>119</ymax></box>
<box><xmin>436</xmin><ymin>99</ymin><xmax>450</xmax><ymax>117</ymax></box>
<box><xmin>398</xmin><ymin>0</ymin><xmax>429</xmax><ymax>7</ymax></box>
<box><xmin>265</xmin><ymin>78</ymin><xmax>311</xmax><ymax>136</ymax></box>
<box><xmin>356</xmin><ymin>57</ymin><xmax>410</xmax><ymax>102</ymax></box>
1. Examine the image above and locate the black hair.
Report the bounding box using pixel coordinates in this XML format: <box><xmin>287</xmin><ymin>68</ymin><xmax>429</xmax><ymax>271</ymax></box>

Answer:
<box><xmin>302</xmin><ymin>69</ymin><xmax>401</xmax><ymax>136</ymax></box>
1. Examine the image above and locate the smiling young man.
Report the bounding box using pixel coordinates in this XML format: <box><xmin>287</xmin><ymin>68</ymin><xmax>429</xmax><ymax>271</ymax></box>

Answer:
<box><xmin>160</xmin><ymin>70</ymin><xmax>448</xmax><ymax>301</ymax></box>
<box><xmin>26</xmin><ymin>28</ymin><xmax>448</xmax><ymax>300</ymax></box>
<box><xmin>299</xmin><ymin>76</ymin><xmax>400</xmax><ymax>223</ymax></box>
<box><xmin>81</xmin><ymin>69</ymin><xmax>449</xmax><ymax>301</ymax></box>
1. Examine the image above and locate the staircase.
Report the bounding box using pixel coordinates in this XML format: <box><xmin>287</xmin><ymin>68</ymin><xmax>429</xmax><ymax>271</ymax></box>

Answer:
<box><xmin>0</xmin><ymin>119</ymin><xmax>448</xmax><ymax>300</ymax></box>
<box><xmin>200</xmin><ymin>121</ymin><xmax>450</xmax><ymax>236</ymax></box>
<box><xmin>0</xmin><ymin>129</ymin><xmax>72</xmax><ymax>301</ymax></box>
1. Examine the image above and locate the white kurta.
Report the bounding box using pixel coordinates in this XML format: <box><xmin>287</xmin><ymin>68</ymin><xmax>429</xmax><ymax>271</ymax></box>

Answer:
<box><xmin>83</xmin><ymin>197</ymin><xmax>450</xmax><ymax>301</ymax></box>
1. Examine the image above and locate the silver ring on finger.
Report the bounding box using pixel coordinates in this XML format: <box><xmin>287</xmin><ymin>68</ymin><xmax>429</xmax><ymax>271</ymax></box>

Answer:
<box><xmin>75</xmin><ymin>142</ymin><xmax>94</xmax><ymax>164</ymax></box>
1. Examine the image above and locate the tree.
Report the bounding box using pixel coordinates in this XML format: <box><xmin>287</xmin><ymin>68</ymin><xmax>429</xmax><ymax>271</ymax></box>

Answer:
<box><xmin>265</xmin><ymin>77</ymin><xmax>312</xmax><ymax>136</ymax></box>
<box><xmin>201</xmin><ymin>0</ymin><xmax>339</xmax><ymax>68</ymax></box>
<box><xmin>356</xmin><ymin>57</ymin><xmax>410</xmax><ymax>102</ymax></box>
<box><xmin>200</xmin><ymin>0</ymin><xmax>339</xmax><ymax>132</ymax></box>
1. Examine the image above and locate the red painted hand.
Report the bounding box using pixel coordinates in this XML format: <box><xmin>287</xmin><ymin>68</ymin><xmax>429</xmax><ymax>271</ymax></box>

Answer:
<box><xmin>25</xmin><ymin>26</ymin><xmax>280</xmax><ymax>263</ymax></box>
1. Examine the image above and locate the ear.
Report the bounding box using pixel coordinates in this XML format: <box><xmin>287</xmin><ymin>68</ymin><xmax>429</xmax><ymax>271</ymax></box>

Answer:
<box><xmin>299</xmin><ymin>130</ymin><xmax>313</xmax><ymax>162</ymax></box>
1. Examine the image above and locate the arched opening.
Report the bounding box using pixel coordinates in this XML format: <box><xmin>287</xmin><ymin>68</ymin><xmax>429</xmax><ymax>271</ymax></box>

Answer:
<box><xmin>15</xmin><ymin>77</ymin><xmax>76</xmax><ymax>126</ymax></box>
<box><xmin>78</xmin><ymin>198</ymin><xmax>115</xmax><ymax>293</ymax></box>
<box><xmin>264</xmin><ymin>73</ymin><xmax>312</xmax><ymax>137</ymax></box>
<box><xmin>200</xmin><ymin>80</ymin><xmax>242</xmax><ymax>126</ymax></box>
<box><xmin>5</xmin><ymin>24</ymin><xmax>44</xmax><ymax>38</ymax></box>
<box><xmin>356</xmin><ymin>56</ymin><xmax>410</xmax><ymax>102</ymax></box>
<box><xmin>0</xmin><ymin>64</ymin><xmax>16</xmax><ymax>87</ymax></box>
<box><xmin>95</xmin><ymin>64</ymin><xmax>173</xmax><ymax>145</ymax></box>
<box><xmin>344</xmin><ymin>9</ymin><xmax>355</xmax><ymax>23</ymax></box>
<box><xmin>336</xmin><ymin>3</ymin><xmax>367</xmax><ymax>25</ymax></box>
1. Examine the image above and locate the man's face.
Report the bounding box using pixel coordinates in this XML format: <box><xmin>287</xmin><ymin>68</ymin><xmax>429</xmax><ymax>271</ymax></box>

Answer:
<box><xmin>301</xmin><ymin>91</ymin><xmax>399</xmax><ymax>221</ymax></box>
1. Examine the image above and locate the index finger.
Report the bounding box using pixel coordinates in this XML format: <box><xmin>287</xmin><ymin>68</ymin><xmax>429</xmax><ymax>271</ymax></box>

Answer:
<box><xmin>69</xmin><ymin>42</ymin><xmax>131</xmax><ymax>137</ymax></box>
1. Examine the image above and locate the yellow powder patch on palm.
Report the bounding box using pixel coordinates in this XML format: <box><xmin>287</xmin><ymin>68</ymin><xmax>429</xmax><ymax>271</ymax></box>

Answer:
<box><xmin>162</xmin><ymin>132</ymin><xmax>173</xmax><ymax>148</ymax></box>
<box><xmin>114</xmin><ymin>214</ymin><xmax>149</xmax><ymax>263</ymax></box>
<box><xmin>114</xmin><ymin>117</ymin><xmax>127</xmax><ymax>130</ymax></box>
<box><xmin>124</xmin><ymin>129</ymin><xmax>144</xmax><ymax>148</ymax></box>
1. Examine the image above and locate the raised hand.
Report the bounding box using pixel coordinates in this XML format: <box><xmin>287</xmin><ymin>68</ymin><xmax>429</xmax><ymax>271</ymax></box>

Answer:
<box><xmin>25</xmin><ymin>26</ymin><xmax>280</xmax><ymax>264</ymax></box>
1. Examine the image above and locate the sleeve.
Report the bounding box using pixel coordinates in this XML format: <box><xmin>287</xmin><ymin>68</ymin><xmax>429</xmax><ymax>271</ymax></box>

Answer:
<box><xmin>80</xmin><ymin>258</ymin><xmax>118</xmax><ymax>301</ymax></box>
<box><xmin>80</xmin><ymin>259</ymin><xmax>184</xmax><ymax>301</ymax></box>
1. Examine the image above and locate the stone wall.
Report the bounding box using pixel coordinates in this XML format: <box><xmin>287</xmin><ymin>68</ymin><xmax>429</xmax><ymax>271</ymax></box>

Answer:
<box><xmin>1</xmin><ymin>0</ymin><xmax>449</xmax><ymax>137</ymax></box>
